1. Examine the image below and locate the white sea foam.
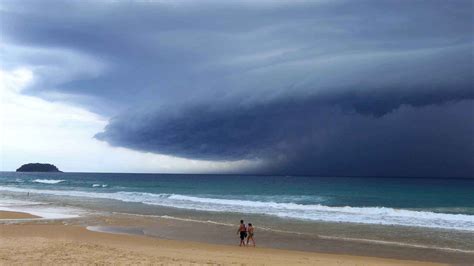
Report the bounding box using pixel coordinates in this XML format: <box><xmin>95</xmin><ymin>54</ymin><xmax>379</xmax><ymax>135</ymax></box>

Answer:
<box><xmin>0</xmin><ymin>196</ymin><xmax>81</xmax><ymax>220</ymax></box>
<box><xmin>0</xmin><ymin>205</ymin><xmax>80</xmax><ymax>220</ymax></box>
<box><xmin>93</xmin><ymin>184</ymin><xmax>108</xmax><ymax>188</ymax></box>
<box><xmin>32</xmin><ymin>179</ymin><xmax>65</xmax><ymax>184</ymax></box>
<box><xmin>0</xmin><ymin>198</ymin><xmax>44</xmax><ymax>207</ymax></box>
<box><xmin>0</xmin><ymin>186</ymin><xmax>473</xmax><ymax>231</ymax></box>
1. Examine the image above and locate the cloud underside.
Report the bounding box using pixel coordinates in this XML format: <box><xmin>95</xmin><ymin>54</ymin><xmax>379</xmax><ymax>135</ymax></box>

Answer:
<box><xmin>96</xmin><ymin>97</ymin><xmax>473</xmax><ymax>176</ymax></box>
<box><xmin>1</xmin><ymin>0</ymin><xmax>473</xmax><ymax>176</ymax></box>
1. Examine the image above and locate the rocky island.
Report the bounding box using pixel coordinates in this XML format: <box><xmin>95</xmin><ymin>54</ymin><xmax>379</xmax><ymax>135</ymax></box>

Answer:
<box><xmin>16</xmin><ymin>163</ymin><xmax>62</xmax><ymax>172</ymax></box>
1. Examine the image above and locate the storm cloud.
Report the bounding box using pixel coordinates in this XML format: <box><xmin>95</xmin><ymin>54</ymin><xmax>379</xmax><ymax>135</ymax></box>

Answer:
<box><xmin>1</xmin><ymin>0</ymin><xmax>473</xmax><ymax>176</ymax></box>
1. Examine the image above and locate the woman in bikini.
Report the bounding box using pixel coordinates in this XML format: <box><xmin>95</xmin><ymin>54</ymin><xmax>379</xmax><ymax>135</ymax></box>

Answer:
<box><xmin>246</xmin><ymin>223</ymin><xmax>256</xmax><ymax>247</ymax></box>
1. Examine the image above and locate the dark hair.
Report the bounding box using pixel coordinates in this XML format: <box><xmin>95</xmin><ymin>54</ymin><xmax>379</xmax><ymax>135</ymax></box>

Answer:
<box><xmin>248</xmin><ymin>223</ymin><xmax>252</xmax><ymax>226</ymax></box>
<box><xmin>240</xmin><ymin>220</ymin><xmax>244</xmax><ymax>223</ymax></box>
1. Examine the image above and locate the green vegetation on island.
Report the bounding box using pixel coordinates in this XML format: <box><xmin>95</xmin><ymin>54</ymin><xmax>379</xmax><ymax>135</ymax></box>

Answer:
<box><xmin>16</xmin><ymin>163</ymin><xmax>62</xmax><ymax>172</ymax></box>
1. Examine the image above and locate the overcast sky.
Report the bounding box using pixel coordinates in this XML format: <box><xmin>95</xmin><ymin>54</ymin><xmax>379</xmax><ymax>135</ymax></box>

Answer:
<box><xmin>1</xmin><ymin>0</ymin><xmax>472</xmax><ymax>176</ymax></box>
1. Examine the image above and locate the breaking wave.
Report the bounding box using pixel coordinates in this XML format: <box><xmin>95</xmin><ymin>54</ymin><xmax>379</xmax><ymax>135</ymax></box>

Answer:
<box><xmin>0</xmin><ymin>186</ymin><xmax>473</xmax><ymax>231</ymax></box>
<box><xmin>32</xmin><ymin>179</ymin><xmax>65</xmax><ymax>184</ymax></box>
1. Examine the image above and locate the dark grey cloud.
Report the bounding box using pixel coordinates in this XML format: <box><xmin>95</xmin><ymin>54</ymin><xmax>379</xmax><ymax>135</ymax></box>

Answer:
<box><xmin>1</xmin><ymin>0</ymin><xmax>473</xmax><ymax>176</ymax></box>
<box><xmin>95</xmin><ymin>97</ymin><xmax>474</xmax><ymax>177</ymax></box>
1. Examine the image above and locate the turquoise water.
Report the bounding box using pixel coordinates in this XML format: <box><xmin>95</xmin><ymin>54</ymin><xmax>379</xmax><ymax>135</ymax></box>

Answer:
<box><xmin>1</xmin><ymin>172</ymin><xmax>473</xmax><ymax>230</ymax></box>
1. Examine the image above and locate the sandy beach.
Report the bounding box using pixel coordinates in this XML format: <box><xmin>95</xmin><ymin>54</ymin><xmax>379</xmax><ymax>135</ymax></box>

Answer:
<box><xmin>0</xmin><ymin>210</ymin><xmax>39</xmax><ymax>219</ymax></box>
<box><xmin>0</xmin><ymin>210</ymin><xmax>444</xmax><ymax>265</ymax></box>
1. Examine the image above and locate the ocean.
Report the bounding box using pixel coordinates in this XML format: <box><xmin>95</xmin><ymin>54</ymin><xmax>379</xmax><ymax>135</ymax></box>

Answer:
<box><xmin>1</xmin><ymin>172</ymin><xmax>473</xmax><ymax>231</ymax></box>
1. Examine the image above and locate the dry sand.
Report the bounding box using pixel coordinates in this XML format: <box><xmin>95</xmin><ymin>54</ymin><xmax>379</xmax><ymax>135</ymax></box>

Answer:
<box><xmin>0</xmin><ymin>210</ymin><xmax>40</xmax><ymax>219</ymax></box>
<box><xmin>0</xmin><ymin>211</ymin><xmax>443</xmax><ymax>265</ymax></box>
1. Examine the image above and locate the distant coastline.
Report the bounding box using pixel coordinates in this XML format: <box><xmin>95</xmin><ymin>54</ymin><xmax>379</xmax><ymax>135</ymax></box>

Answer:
<box><xmin>16</xmin><ymin>163</ymin><xmax>62</xmax><ymax>172</ymax></box>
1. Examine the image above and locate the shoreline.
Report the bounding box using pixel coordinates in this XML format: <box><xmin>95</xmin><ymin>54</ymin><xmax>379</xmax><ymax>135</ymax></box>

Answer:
<box><xmin>0</xmin><ymin>212</ymin><xmax>443</xmax><ymax>265</ymax></box>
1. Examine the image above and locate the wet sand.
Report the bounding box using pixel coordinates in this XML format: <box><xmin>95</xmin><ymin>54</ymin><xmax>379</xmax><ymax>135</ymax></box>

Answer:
<box><xmin>85</xmin><ymin>213</ymin><xmax>474</xmax><ymax>264</ymax></box>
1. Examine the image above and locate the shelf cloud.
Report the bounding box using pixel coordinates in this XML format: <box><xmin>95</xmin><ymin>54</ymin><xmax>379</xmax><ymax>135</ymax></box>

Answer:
<box><xmin>1</xmin><ymin>0</ymin><xmax>472</xmax><ymax>176</ymax></box>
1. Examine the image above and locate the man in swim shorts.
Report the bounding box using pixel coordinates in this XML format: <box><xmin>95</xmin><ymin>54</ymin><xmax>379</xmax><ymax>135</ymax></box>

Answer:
<box><xmin>236</xmin><ymin>219</ymin><xmax>247</xmax><ymax>246</ymax></box>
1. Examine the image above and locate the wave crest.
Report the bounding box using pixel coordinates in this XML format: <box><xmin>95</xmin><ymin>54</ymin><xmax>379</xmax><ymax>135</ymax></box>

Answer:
<box><xmin>32</xmin><ymin>179</ymin><xmax>65</xmax><ymax>184</ymax></box>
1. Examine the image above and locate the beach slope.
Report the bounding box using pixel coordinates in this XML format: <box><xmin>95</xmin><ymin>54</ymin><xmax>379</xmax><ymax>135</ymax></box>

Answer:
<box><xmin>0</xmin><ymin>220</ymin><xmax>441</xmax><ymax>265</ymax></box>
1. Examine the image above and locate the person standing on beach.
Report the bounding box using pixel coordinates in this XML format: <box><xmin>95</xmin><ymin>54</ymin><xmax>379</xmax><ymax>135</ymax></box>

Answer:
<box><xmin>236</xmin><ymin>220</ymin><xmax>247</xmax><ymax>246</ymax></box>
<box><xmin>246</xmin><ymin>223</ymin><xmax>256</xmax><ymax>247</ymax></box>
